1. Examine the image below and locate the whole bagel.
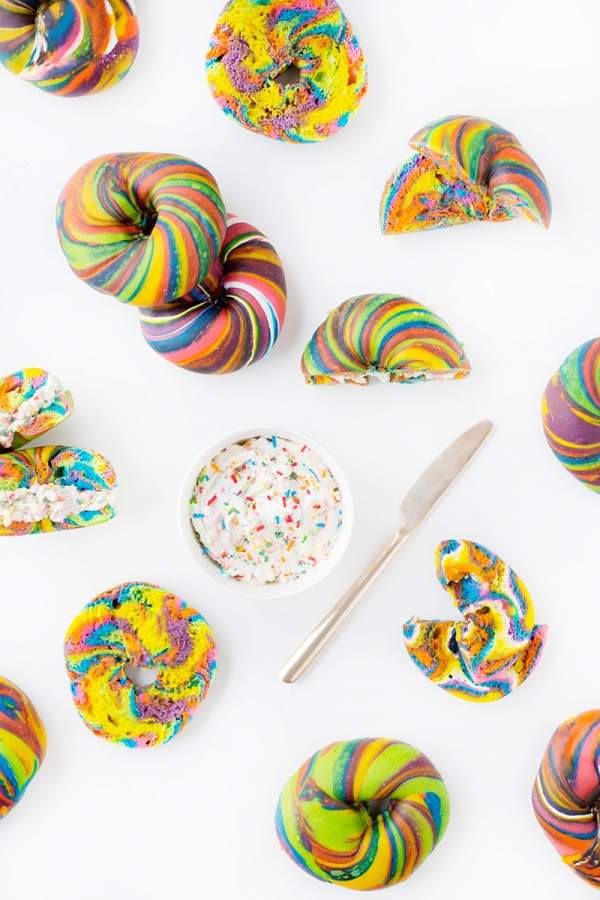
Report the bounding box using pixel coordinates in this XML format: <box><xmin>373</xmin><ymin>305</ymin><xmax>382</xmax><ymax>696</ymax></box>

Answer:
<box><xmin>0</xmin><ymin>0</ymin><xmax>139</xmax><ymax>96</ymax></box>
<box><xmin>139</xmin><ymin>216</ymin><xmax>287</xmax><ymax>373</ymax></box>
<box><xmin>542</xmin><ymin>338</ymin><xmax>600</xmax><ymax>492</ymax></box>
<box><xmin>276</xmin><ymin>738</ymin><xmax>450</xmax><ymax>890</ymax></box>
<box><xmin>533</xmin><ymin>710</ymin><xmax>600</xmax><ymax>888</ymax></box>
<box><xmin>64</xmin><ymin>582</ymin><xmax>217</xmax><ymax>748</ymax></box>
<box><xmin>56</xmin><ymin>153</ymin><xmax>227</xmax><ymax>307</ymax></box>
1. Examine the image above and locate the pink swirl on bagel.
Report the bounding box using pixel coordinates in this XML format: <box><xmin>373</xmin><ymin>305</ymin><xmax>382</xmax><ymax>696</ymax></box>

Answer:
<box><xmin>139</xmin><ymin>216</ymin><xmax>287</xmax><ymax>373</ymax></box>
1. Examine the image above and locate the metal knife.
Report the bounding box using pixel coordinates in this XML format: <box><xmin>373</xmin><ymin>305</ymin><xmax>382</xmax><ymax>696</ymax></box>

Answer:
<box><xmin>279</xmin><ymin>419</ymin><xmax>494</xmax><ymax>683</ymax></box>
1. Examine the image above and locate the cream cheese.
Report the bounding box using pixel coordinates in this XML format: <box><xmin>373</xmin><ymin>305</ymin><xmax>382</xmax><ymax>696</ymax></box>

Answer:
<box><xmin>0</xmin><ymin>373</ymin><xmax>63</xmax><ymax>449</ymax></box>
<box><xmin>0</xmin><ymin>482</ymin><xmax>117</xmax><ymax>528</ymax></box>
<box><xmin>189</xmin><ymin>436</ymin><xmax>342</xmax><ymax>585</ymax></box>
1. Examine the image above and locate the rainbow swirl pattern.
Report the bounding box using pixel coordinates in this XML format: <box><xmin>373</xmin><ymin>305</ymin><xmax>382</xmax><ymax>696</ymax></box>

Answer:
<box><xmin>533</xmin><ymin>710</ymin><xmax>600</xmax><ymax>888</ymax></box>
<box><xmin>0</xmin><ymin>368</ymin><xmax>73</xmax><ymax>451</ymax></box>
<box><xmin>206</xmin><ymin>0</ymin><xmax>368</xmax><ymax>143</ymax></box>
<box><xmin>56</xmin><ymin>153</ymin><xmax>227</xmax><ymax>307</ymax></box>
<box><xmin>301</xmin><ymin>294</ymin><xmax>471</xmax><ymax>385</ymax></box>
<box><xmin>275</xmin><ymin>738</ymin><xmax>450</xmax><ymax>890</ymax></box>
<box><xmin>381</xmin><ymin>116</ymin><xmax>551</xmax><ymax>234</ymax></box>
<box><xmin>139</xmin><ymin>216</ymin><xmax>287</xmax><ymax>373</ymax></box>
<box><xmin>542</xmin><ymin>338</ymin><xmax>600</xmax><ymax>493</ymax></box>
<box><xmin>0</xmin><ymin>445</ymin><xmax>117</xmax><ymax>536</ymax></box>
<box><xmin>0</xmin><ymin>0</ymin><xmax>138</xmax><ymax>96</ymax></box>
<box><xmin>64</xmin><ymin>582</ymin><xmax>217</xmax><ymax>748</ymax></box>
<box><xmin>1</xmin><ymin>676</ymin><xmax>46</xmax><ymax>820</ymax></box>
<box><xmin>404</xmin><ymin>540</ymin><xmax>548</xmax><ymax>703</ymax></box>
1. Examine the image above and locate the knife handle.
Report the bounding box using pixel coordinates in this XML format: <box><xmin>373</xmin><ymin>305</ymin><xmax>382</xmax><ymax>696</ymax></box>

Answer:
<box><xmin>279</xmin><ymin>525</ymin><xmax>413</xmax><ymax>683</ymax></box>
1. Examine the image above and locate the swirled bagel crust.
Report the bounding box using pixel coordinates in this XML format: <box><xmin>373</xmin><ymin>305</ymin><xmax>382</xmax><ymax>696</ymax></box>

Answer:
<box><xmin>302</xmin><ymin>294</ymin><xmax>471</xmax><ymax>385</ymax></box>
<box><xmin>64</xmin><ymin>582</ymin><xmax>217</xmax><ymax>748</ymax></box>
<box><xmin>56</xmin><ymin>153</ymin><xmax>227</xmax><ymax>307</ymax></box>
<box><xmin>381</xmin><ymin>116</ymin><xmax>551</xmax><ymax>234</ymax></box>
<box><xmin>206</xmin><ymin>0</ymin><xmax>367</xmax><ymax>143</ymax></box>
<box><xmin>0</xmin><ymin>0</ymin><xmax>139</xmax><ymax>96</ymax></box>
<box><xmin>139</xmin><ymin>216</ymin><xmax>287</xmax><ymax>373</ymax></box>
<box><xmin>276</xmin><ymin>738</ymin><xmax>450</xmax><ymax>890</ymax></box>
<box><xmin>533</xmin><ymin>710</ymin><xmax>600</xmax><ymax>888</ymax></box>
<box><xmin>542</xmin><ymin>338</ymin><xmax>600</xmax><ymax>492</ymax></box>
<box><xmin>0</xmin><ymin>676</ymin><xmax>46</xmax><ymax>820</ymax></box>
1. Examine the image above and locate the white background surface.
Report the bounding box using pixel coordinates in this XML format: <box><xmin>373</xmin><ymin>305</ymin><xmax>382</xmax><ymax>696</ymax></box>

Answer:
<box><xmin>1</xmin><ymin>1</ymin><xmax>599</xmax><ymax>897</ymax></box>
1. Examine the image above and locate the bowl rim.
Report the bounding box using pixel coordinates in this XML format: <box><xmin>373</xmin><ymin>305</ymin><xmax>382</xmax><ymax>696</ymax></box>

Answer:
<box><xmin>177</xmin><ymin>424</ymin><xmax>354</xmax><ymax>600</ymax></box>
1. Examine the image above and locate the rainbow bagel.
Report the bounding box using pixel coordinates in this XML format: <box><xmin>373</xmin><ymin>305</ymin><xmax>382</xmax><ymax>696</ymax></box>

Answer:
<box><xmin>301</xmin><ymin>294</ymin><xmax>471</xmax><ymax>385</ymax></box>
<box><xmin>533</xmin><ymin>710</ymin><xmax>600</xmax><ymax>888</ymax></box>
<box><xmin>542</xmin><ymin>338</ymin><xmax>600</xmax><ymax>492</ymax></box>
<box><xmin>206</xmin><ymin>0</ymin><xmax>368</xmax><ymax>144</ymax></box>
<box><xmin>1</xmin><ymin>368</ymin><xmax>73</xmax><ymax>452</ymax></box>
<box><xmin>0</xmin><ymin>445</ymin><xmax>117</xmax><ymax>536</ymax></box>
<box><xmin>139</xmin><ymin>216</ymin><xmax>287</xmax><ymax>373</ymax></box>
<box><xmin>64</xmin><ymin>582</ymin><xmax>217</xmax><ymax>748</ymax></box>
<box><xmin>0</xmin><ymin>676</ymin><xmax>46</xmax><ymax>820</ymax></box>
<box><xmin>276</xmin><ymin>738</ymin><xmax>450</xmax><ymax>890</ymax></box>
<box><xmin>0</xmin><ymin>0</ymin><xmax>138</xmax><ymax>96</ymax></box>
<box><xmin>56</xmin><ymin>153</ymin><xmax>227</xmax><ymax>307</ymax></box>
<box><xmin>403</xmin><ymin>540</ymin><xmax>548</xmax><ymax>702</ymax></box>
<box><xmin>381</xmin><ymin>116</ymin><xmax>551</xmax><ymax>234</ymax></box>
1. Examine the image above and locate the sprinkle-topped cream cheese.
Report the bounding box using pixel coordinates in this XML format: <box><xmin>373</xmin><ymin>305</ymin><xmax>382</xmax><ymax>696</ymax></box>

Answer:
<box><xmin>0</xmin><ymin>373</ymin><xmax>63</xmax><ymax>448</ymax></box>
<box><xmin>189</xmin><ymin>436</ymin><xmax>343</xmax><ymax>585</ymax></box>
<box><xmin>0</xmin><ymin>482</ymin><xmax>117</xmax><ymax>528</ymax></box>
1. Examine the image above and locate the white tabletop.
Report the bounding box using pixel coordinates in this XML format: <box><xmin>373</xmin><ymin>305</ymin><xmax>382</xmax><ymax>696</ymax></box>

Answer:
<box><xmin>1</xmin><ymin>1</ymin><xmax>599</xmax><ymax>898</ymax></box>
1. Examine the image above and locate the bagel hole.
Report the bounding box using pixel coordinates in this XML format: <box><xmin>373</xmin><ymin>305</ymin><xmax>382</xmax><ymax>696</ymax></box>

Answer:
<box><xmin>274</xmin><ymin>64</ymin><xmax>302</xmax><ymax>87</ymax></box>
<box><xmin>140</xmin><ymin>209</ymin><xmax>158</xmax><ymax>236</ymax></box>
<box><xmin>586</xmin><ymin>785</ymin><xmax>600</xmax><ymax>809</ymax></box>
<box><xmin>125</xmin><ymin>664</ymin><xmax>159</xmax><ymax>688</ymax></box>
<box><xmin>365</xmin><ymin>798</ymin><xmax>391</xmax><ymax>818</ymax></box>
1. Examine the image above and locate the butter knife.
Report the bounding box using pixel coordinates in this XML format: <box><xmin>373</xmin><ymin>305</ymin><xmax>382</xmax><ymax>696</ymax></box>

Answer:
<box><xmin>279</xmin><ymin>420</ymin><xmax>493</xmax><ymax>683</ymax></box>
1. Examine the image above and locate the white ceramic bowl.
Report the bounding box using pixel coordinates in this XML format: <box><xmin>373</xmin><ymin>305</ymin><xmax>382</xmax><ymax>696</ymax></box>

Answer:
<box><xmin>177</xmin><ymin>425</ymin><xmax>354</xmax><ymax>599</ymax></box>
